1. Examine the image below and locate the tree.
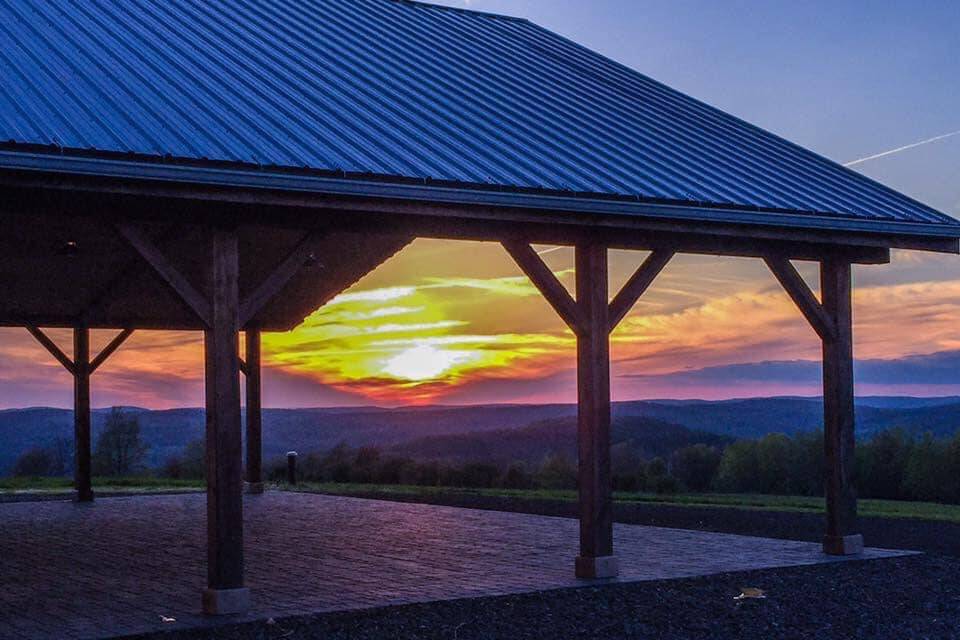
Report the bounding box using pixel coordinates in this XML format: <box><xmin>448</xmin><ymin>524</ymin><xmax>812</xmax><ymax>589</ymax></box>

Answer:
<box><xmin>902</xmin><ymin>433</ymin><xmax>948</xmax><ymax>502</ymax></box>
<box><xmin>612</xmin><ymin>442</ymin><xmax>645</xmax><ymax>492</ymax></box>
<box><xmin>786</xmin><ymin>430</ymin><xmax>823</xmax><ymax>496</ymax></box>
<box><xmin>374</xmin><ymin>456</ymin><xmax>413</xmax><ymax>485</ymax></box>
<box><xmin>500</xmin><ymin>461</ymin><xmax>534</xmax><ymax>489</ymax></box>
<box><xmin>92</xmin><ymin>409</ymin><xmax>148</xmax><ymax>476</ymax></box>
<box><xmin>48</xmin><ymin>437</ymin><xmax>73</xmax><ymax>477</ymax></box>
<box><xmin>350</xmin><ymin>446</ymin><xmax>382</xmax><ymax>483</ymax></box>
<box><xmin>644</xmin><ymin>456</ymin><xmax>678</xmax><ymax>494</ymax></box>
<box><xmin>12</xmin><ymin>447</ymin><xmax>53</xmax><ymax>477</ymax></box>
<box><xmin>756</xmin><ymin>433</ymin><xmax>793</xmax><ymax>494</ymax></box>
<box><xmin>320</xmin><ymin>443</ymin><xmax>353</xmax><ymax>483</ymax></box>
<box><xmin>857</xmin><ymin>428</ymin><xmax>912</xmax><ymax>500</ymax></box>
<box><xmin>536</xmin><ymin>453</ymin><xmax>577</xmax><ymax>490</ymax></box>
<box><xmin>672</xmin><ymin>444</ymin><xmax>722</xmax><ymax>492</ymax></box>
<box><xmin>407</xmin><ymin>460</ymin><xmax>440</xmax><ymax>486</ymax></box>
<box><xmin>715</xmin><ymin>440</ymin><xmax>759</xmax><ymax>492</ymax></box>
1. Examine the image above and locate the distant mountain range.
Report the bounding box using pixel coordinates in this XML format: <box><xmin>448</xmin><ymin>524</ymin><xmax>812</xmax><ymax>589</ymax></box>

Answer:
<box><xmin>1</xmin><ymin>396</ymin><xmax>958</xmax><ymax>475</ymax></box>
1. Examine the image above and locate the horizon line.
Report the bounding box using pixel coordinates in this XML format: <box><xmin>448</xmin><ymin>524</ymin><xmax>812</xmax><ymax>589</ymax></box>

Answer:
<box><xmin>3</xmin><ymin>393</ymin><xmax>959</xmax><ymax>413</ymax></box>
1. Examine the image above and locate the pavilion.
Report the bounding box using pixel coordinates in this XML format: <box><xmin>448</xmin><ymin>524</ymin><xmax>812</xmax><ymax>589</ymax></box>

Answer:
<box><xmin>1</xmin><ymin>0</ymin><xmax>958</xmax><ymax>616</ymax></box>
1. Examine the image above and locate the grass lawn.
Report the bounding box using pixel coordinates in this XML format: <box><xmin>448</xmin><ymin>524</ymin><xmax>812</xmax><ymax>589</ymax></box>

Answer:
<box><xmin>5</xmin><ymin>476</ymin><xmax>959</xmax><ymax>524</ymax></box>
<box><xmin>0</xmin><ymin>476</ymin><xmax>203</xmax><ymax>493</ymax></box>
<box><xmin>289</xmin><ymin>482</ymin><xmax>960</xmax><ymax>524</ymax></box>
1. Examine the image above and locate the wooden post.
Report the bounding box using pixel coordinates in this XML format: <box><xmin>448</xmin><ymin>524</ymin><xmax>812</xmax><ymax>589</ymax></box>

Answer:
<box><xmin>820</xmin><ymin>259</ymin><xmax>862</xmax><ymax>555</ymax></box>
<box><xmin>202</xmin><ymin>227</ymin><xmax>250</xmax><ymax>614</ymax></box>
<box><xmin>244</xmin><ymin>328</ymin><xmax>264</xmax><ymax>494</ymax></box>
<box><xmin>502</xmin><ymin>242</ymin><xmax>671</xmax><ymax>579</ymax></box>
<box><xmin>73</xmin><ymin>327</ymin><xmax>94</xmax><ymax>503</ymax></box>
<box><xmin>574</xmin><ymin>243</ymin><xmax>617</xmax><ymax>578</ymax></box>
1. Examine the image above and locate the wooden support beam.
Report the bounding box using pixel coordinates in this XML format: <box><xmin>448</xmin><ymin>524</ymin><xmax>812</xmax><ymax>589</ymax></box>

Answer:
<box><xmin>573</xmin><ymin>243</ymin><xmax>617</xmax><ymax>579</ymax></box>
<box><xmin>820</xmin><ymin>259</ymin><xmax>862</xmax><ymax>555</ymax></box>
<box><xmin>25</xmin><ymin>325</ymin><xmax>75</xmax><ymax>375</ymax></box>
<box><xmin>764</xmin><ymin>257</ymin><xmax>836</xmax><ymax>341</ymax></box>
<box><xmin>81</xmin><ymin>227</ymin><xmax>184</xmax><ymax>324</ymax></box>
<box><xmin>90</xmin><ymin>329</ymin><xmax>134</xmax><ymax>373</ymax></box>
<box><xmin>501</xmin><ymin>241</ymin><xmax>584</xmax><ymax>333</ymax></box>
<box><xmin>239</xmin><ymin>233</ymin><xmax>317</xmax><ymax>328</ymax></box>
<box><xmin>73</xmin><ymin>327</ymin><xmax>93</xmax><ymax>503</ymax></box>
<box><xmin>202</xmin><ymin>227</ymin><xmax>249</xmax><ymax>615</ymax></box>
<box><xmin>23</xmin><ymin>325</ymin><xmax>100</xmax><ymax>502</ymax></box>
<box><xmin>607</xmin><ymin>250</ymin><xmax>673</xmax><ymax>332</ymax></box>
<box><xmin>244</xmin><ymin>329</ymin><xmax>263</xmax><ymax>494</ymax></box>
<box><xmin>116</xmin><ymin>223</ymin><xmax>212</xmax><ymax>326</ymax></box>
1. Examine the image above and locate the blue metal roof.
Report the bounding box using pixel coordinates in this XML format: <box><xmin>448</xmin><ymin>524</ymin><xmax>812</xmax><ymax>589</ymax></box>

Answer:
<box><xmin>0</xmin><ymin>0</ymin><xmax>957</xmax><ymax>234</ymax></box>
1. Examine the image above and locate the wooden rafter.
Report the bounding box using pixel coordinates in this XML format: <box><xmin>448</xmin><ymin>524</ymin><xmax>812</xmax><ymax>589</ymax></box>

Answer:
<box><xmin>90</xmin><ymin>328</ymin><xmax>134</xmax><ymax>373</ymax></box>
<box><xmin>25</xmin><ymin>325</ymin><xmax>75</xmax><ymax>375</ymax></box>
<box><xmin>607</xmin><ymin>250</ymin><xmax>674</xmax><ymax>332</ymax></box>
<box><xmin>239</xmin><ymin>232</ymin><xmax>318</xmax><ymax>328</ymax></box>
<box><xmin>764</xmin><ymin>257</ymin><xmax>836</xmax><ymax>341</ymax></box>
<box><xmin>115</xmin><ymin>223</ymin><xmax>212</xmax><ymax>327</ymax></box>
<box><xmin>81</xmin><ymin>227</ymin><xmax>183</xmax><ymax>324</ymax></box>
<box><xmin>502</xmin><ymin>241</ymin><xmax>584</xmax><ymax>333</ymax></box>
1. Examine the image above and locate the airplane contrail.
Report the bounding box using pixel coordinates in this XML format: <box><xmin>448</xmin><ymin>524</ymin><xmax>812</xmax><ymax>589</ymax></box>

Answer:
<box><xmin>535</xmin><ymin>246</ymin><xmax>565</xmax><ymax>257</ymax></box>
<box><xmin>844</xmin><ymin>129</ymin><xmax>960</xmax><ymax>167</ymax></box>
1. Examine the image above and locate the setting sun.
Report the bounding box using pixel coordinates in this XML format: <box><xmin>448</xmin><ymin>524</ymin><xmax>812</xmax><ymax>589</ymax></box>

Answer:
<box><xmin>383</xmin><ymin>345</ymin><xmax>479</xmax><ymax>381</ymax></box>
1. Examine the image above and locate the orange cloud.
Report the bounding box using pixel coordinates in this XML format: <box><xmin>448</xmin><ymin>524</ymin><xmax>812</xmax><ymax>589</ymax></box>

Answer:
<box><xmin>0</xmin><ymin>242</ymin><xmax>958</xmax><ymax>408</ymax></box>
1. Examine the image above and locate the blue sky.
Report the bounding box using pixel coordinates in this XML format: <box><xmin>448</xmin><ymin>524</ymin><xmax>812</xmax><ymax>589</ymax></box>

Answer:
<box><xmin>440</xmin><ymin>0</ymin><xmax>959</xmax><ymax>216</ymax></box>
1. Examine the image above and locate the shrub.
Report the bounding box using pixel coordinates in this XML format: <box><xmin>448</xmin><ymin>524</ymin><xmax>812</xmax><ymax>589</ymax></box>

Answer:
<box><xmin>651</xmin><ymin>473</ymin><xmax>679</xmax><ymax>494</ymax></box>
<box><xmin>163</xmin><ymin>439</ymin><xmax>205</xmax><ymax>480</ymax></box>
<box><xmin>12</xmin><ymin>447</ymin><xmax>53</xmax><ymax>477</ymax></box>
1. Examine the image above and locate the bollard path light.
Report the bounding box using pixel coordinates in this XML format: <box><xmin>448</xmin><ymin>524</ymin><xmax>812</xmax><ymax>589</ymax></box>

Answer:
<box><xmin>287</xmin><ymin>451</ymin><xmax>298</xmax><ymax>486</ymax></box>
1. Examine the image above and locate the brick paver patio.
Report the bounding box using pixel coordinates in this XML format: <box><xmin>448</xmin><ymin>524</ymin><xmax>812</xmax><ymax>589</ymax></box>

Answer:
<box><xmin>0</xmin><ymin>492</ymin><xmax>909</xmax><ymax>639</ymax></box>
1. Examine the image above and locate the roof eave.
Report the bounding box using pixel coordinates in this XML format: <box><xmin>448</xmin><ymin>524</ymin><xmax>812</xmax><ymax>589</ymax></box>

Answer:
<box><xmin>1</xmin><ymin>151</ymin><xmax>958</xmax><ymax>254</ymax></box>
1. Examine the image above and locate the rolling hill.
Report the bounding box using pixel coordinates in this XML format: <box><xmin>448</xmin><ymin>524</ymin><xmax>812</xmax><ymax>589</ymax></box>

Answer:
<box><xmin>0</xmin><ymin>396</ymin><xmax>958</xmax><ymax>475</ymax></box>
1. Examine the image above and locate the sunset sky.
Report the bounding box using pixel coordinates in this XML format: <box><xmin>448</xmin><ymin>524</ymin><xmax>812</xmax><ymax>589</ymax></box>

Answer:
<box><xmin>0</xmin><ymin>0</ymin><xmax>958</xmax><ymax>409</ymax></box>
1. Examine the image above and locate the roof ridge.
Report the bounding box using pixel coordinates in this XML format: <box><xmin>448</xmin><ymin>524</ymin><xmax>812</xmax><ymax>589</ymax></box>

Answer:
<box><xmin>385</xmin><ymin>0</ymin><xmax>529</xmax><ymax>23</ymax></box>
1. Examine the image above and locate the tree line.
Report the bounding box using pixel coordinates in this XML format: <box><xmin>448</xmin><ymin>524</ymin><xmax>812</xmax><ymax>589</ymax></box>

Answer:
<box><xmin>11</xmin><ymin>408</ymin><xmax>148</xmax><ymax>477</ymax></box>
<box><xmin>11</xmin><ymin>412</ymin><xmax>960</xmax><ymax>505</ymax></box>
<box><xmin>257</xmin><ymin>428</ymin><xmax>960</xmax><ymax>504</ymax></box>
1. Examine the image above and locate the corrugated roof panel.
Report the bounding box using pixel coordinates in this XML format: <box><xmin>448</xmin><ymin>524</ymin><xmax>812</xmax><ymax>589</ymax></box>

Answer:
<box><xmin>0</xmin><ymin>0</ymin><xmax>956</xmax><ymax>229</ymax></box>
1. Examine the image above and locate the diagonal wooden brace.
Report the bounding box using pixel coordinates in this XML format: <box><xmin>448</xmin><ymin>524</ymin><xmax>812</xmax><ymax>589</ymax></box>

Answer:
<box><xmin>116</xmin><ymin>223</ymin><xmax>212</xmax><ymax>327</ymax></box>
<box><xmin>764</xmin><ymin>257</ymin><xmax>836</xmax><ymax>341</ymax></box>
<box><xmin>90</xmin><ymin>328</ymin><xmax>134</xmax><ymax>373</ymax></box>
<box><xmin>240</xmin><ymin>232</ymin><xmax>320</xmax><ymax>328</ymax></box>
<box><xmin>607</xmin><ymin>250</ymin><xmax>674</xmax><ymax>332</ymax></box>
<box><xmin>25</xmin><ymin>325</ymin><xmax>75</xmax><ymax>375</ymax></box>
<box><xmin>502</xmin><ymin>241</ymin><xmax>584</xmax><ymax>334</ymax></box>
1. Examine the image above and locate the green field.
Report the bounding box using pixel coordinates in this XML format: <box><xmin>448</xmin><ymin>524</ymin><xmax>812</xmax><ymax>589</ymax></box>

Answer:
<box><xmin>0</xmin><ymin>476</ymin><xmax>203</xmax><ymax>493</ymax></box>
<box><xmin>288</xmin><ymin>482</ymin><xmax>960</xmax><ymax>524</ymax></box>
<box><xmin>4</xmin><ymin>477</ymin><xmax>960</xmax><ymax>523</ymax></box>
